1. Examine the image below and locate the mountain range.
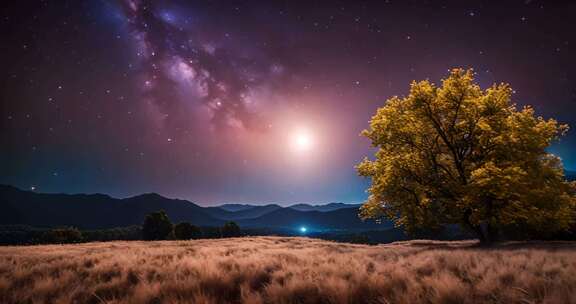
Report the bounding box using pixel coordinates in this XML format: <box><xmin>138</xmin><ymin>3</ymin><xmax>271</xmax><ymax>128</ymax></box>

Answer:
<box><xmin>0</xmin><ymin>185</ymin><xmax>382</xmax><ymax>232</ymax></box>
<box><xmin>4</xmin><ymin>170</ymin><xmax>574</xmax><ymax>233</ymax></box>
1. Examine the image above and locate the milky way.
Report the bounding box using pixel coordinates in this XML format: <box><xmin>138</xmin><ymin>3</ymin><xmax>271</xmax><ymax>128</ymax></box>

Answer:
<box><xmin>1</xmin><ymin>1</ymin><xmax>575</xmax><ymax>205</ymax></box>
<box><xmin>118</xmin><ymin>0</ymin><xmax>293</xmax><ymax>133</ymax></box>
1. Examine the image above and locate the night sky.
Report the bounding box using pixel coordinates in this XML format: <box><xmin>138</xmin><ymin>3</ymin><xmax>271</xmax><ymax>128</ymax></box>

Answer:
<box><xmin>1</xmin><ymin>0</ymin><xmax>575</xmax><ymax>206</ymax></box>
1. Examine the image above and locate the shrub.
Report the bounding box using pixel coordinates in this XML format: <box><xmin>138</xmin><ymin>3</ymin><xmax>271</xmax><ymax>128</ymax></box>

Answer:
<box><xmin>174</xmin><ymin>222</ymin><xmax>201</xmax><ymax>240</ymax></box>
<box><xmin>221</xmin><ymin>221</ymin><xmax>241</xmax><ymax>237</ymax></box>
<box><xmin>43</xmin><ymin>227</ymin><xmax>83</xmax><ymax>244</ymax></box>
<box><xmin>142</xmin><ymin>210</ymin><xmax>173</xmax><ymax>240</ymax></box>
<box><xmin>82</xmin><ymin>226</ymin><xmax>143</xmax><ymax>242</ymax></box>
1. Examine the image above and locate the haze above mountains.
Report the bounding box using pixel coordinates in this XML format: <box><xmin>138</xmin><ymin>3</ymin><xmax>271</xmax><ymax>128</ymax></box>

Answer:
<box><xmin>0</xmin><ymin>185</ymin><xmax>378</xmax><ymax>233</ymax></box>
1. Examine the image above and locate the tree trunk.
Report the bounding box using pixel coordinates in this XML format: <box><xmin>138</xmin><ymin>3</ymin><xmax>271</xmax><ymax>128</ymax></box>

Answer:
<box><xmin>462</xmin><ymin>209</ymin><xmax>498</xmax><ymax>246</ymax></box>
<box><xmin>486</xmin><ymin>221</ymin><xmax>499</xmax><ymax>243</ymax></box>
<box><xmin>477</xmin><ymin>222</ymin><xmax>498</xmax><ymax>246</ymax></box>
<box><xmin>475</xmin><ymin>226</ymin><xmax>488</xmax><ymax>244</ymax></box>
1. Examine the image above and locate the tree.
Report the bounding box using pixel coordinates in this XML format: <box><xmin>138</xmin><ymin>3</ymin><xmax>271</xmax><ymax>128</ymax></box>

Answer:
<box><xmin>221</xmin><ymin>221</ymin><xmax>241</xmax><ymax>237</ymax></box>
<box><xmin>142</xmin><ymin>210</ymin><xmax>173</xmax><ymax>240</ymax></box>
<box><xmin>44</xmin><ymin>227</ymin><xmax>83</xmax><ymax>244</ymax></box>
<box><xmin>357</xmin><ymin>68</ymin><xmax>576</xmax><ymax>244</ymax></box>
<box><xmin>174</xmin><ymin>222</ymin><xmax>201</xmax><ymax>240</ymax></box>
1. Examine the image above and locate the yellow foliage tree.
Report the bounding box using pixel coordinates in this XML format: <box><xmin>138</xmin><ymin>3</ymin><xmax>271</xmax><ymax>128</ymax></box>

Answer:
<box><xmin>357</xmin><ymin>68</ymin><xmax>576</xmax><ymax>244</ymax></box>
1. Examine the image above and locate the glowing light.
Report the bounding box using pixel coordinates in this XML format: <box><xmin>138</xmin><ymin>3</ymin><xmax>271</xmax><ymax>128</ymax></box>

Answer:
<box><xmin>291</xmin><ymin>129</ymin><xmax>313</xmax><ymax>152</ymax></box>
<box><xmin>300</xmin><ymin>226</ymin><xmax>307</xmax><ymax>233</ymax></box>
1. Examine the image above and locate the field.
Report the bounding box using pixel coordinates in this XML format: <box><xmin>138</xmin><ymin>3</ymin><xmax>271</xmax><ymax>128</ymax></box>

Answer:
<box><xmin>0</xmin><ymin>237</ymin><xmax>575</xmax><ymax>304</ymax></box>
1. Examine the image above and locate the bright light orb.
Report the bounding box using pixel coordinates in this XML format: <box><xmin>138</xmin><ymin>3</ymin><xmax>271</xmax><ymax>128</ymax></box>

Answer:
<box><xmin>300</xmin><ymin>226</ymin><xmax>307</xmax><ymax>233</ymax></box>
<box><xmin>291</xmin><ymin>129</ymin><xmax>313</xmax><ymax>152</ymax></box>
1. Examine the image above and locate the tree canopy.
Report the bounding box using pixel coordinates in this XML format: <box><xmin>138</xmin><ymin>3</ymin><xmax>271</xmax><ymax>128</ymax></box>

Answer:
<box><xmin>174</xmin><ymin>222</ymin><xmax>201</xmax><ymax>240</ymax></box>
<box><xmin>221</xmin><ymin>221</ymin><xmax>241</xmax><ymax>237</ymax></box>
<box><xmin>142</xmin><ymin>210</ymin><xmax>173</xmax><ymax>240</ymax></box>
<box><xmin>357</xmin><ymin>68</ymin><xmax>576</xmax><ymax>243</ymax></box>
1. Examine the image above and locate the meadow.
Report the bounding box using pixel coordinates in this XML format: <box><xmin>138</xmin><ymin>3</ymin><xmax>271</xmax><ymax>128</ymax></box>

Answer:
<box><xmin>0</xmin><ymin>237</ymin><xmax>575</xmax><ymax>304</ymax></box>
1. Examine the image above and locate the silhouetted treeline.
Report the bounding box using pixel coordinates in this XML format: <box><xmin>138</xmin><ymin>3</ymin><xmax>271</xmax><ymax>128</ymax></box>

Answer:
<box><xmin>140</xmin><ymin>210</ymin><xmax>241</xmax><ymax>241</ymax></box>
<box><xmin>0</xmin><ymin>224</ymin><xmax>245</xmax><ymax>246</ymax></box>
<box><xmin>0</xmin><ymin>211</ymin><xmax>243</xmax><ymax>245</ymax></box>
<box><xmin>2</xmin><ymin>209</ymin><xmax>574</xmax><ymax>246</ymax></box>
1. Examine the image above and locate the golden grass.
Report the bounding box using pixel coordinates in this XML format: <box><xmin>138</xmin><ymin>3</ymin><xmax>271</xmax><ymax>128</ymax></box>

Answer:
<box><xmin>0</xmin><ymin>237</ymin><xmax>575</xmax><ymax>304</ymax></box>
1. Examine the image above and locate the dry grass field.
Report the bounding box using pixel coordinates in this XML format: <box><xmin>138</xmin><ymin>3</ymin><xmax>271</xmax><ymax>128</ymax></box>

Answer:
<box><xmin>0</xmin><ymin>237</ymin><xmax>575</xmax><ymax>304</ymax></box>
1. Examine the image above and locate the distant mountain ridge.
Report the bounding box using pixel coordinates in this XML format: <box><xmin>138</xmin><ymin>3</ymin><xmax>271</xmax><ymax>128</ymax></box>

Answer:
<box><xmin>204</xmin><ymin>204</ymin><xmax>282</xmax><ymax>220</ymax></box>
<box><xmin>288</xmin><ymin>202</ymin><xmax>361</xmax><ymax>212</ymax></box>
<box><xmin>205</xmin><ymin>202</ymin><xmax>360</xmax><ymax>220</ymax></box>
<box><xmin>217</xmin><ymin>204</ymin><xmax>258</xmax><ymax>212</ymax></box>
<box><xmin>237</xmin><ymin>207</ymin><xmax>388</xmax><ymax>231</ymax></box>
<box><xmin>0</xmin><ymin>185</ymin><xmax>223</xmax><ymax>229</ymax></box>
<box><xmin>0</xmin><ymin>185</ymin><xmax>384</xmax><ymax>232</ymax></box>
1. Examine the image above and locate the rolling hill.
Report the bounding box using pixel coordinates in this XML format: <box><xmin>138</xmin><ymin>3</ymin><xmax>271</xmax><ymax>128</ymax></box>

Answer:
<box><xmin>216</xmin><ymin>204</ymin><xmax>259</xmax><ymax>212</ymax></box>
<box><xmin>288</xmin><ymin>202</ymin><xmax>360</xmax><ymax>212</ymax></box>
<box><xmin>237</xmin><ymin>206</ymin><xmax>389</xmax><ymax>231</ymax></box>
<box><xmin>0</xmin><ymin>185</ymin><xmax>223</xmax><ymax>229</ymax></box>
<box><xmin>0</xmin><ymin>185</ymin><xmax>386</xmax><ymax>232</ymax></box>
<box><xmin>204</xmin><ymin>204</ymin><xmax>282</xmax><ymax>220</ymax></box>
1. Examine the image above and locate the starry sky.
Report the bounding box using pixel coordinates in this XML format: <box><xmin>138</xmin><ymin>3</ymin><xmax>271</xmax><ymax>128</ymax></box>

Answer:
<box><xmin>1</xmin><ymin>0</ymin><xmax>575</xmax><ymax>206</ymax></box>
